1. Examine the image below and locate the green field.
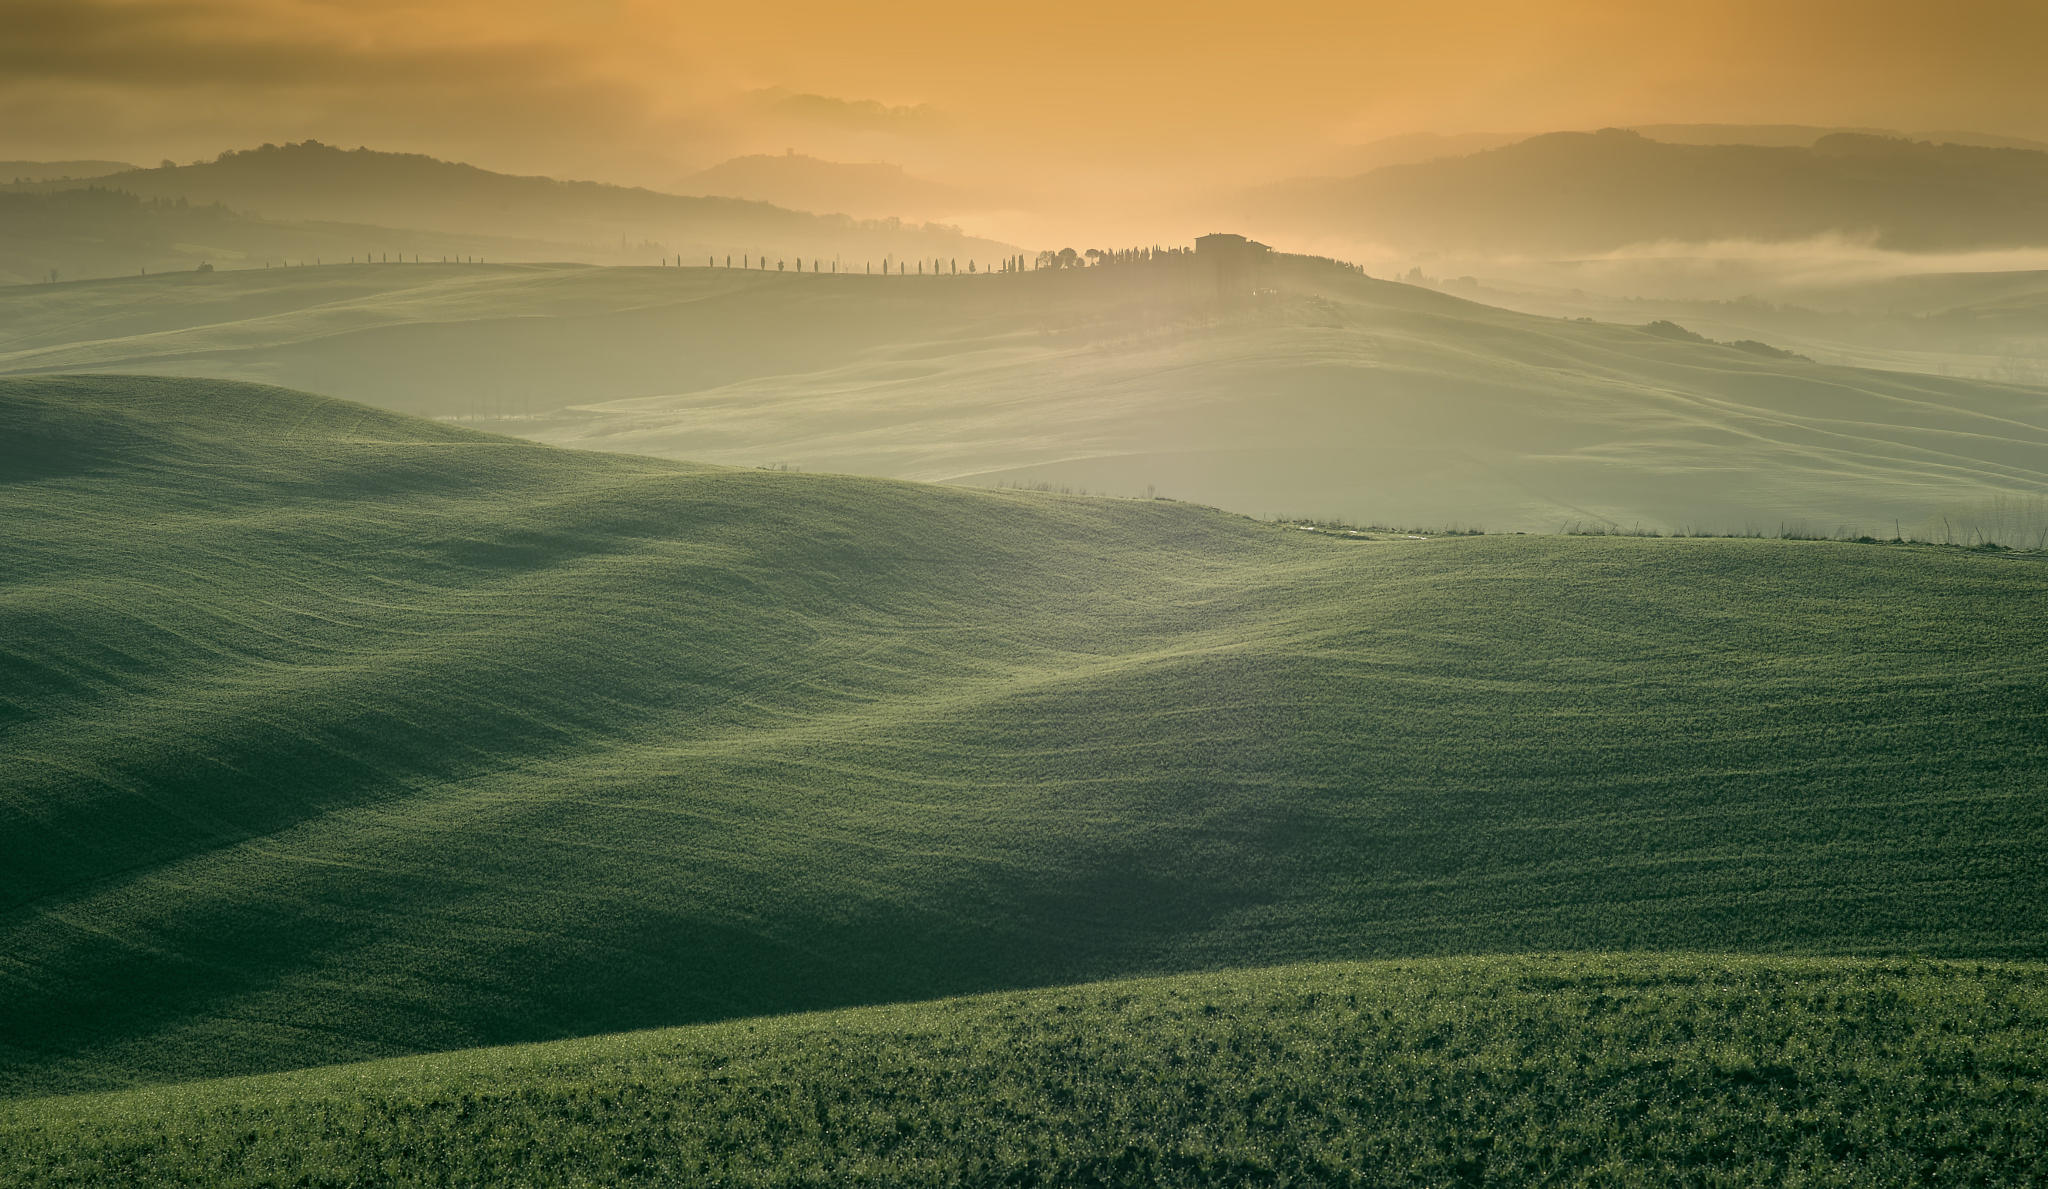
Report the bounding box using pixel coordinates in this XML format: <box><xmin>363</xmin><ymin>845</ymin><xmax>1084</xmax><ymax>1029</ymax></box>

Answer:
<box><xmin>5</xmin><ymin>372</ymin><xmax>2047</xmax><ymax>1118</ymax></box>
<box><xmin>6</xmin><ymin>955</ymin><xmax>2046</xmax><ymax>1186</ymax></box>
<box><xmin>6</xmin><ymin>261</ymin><xmax>2045</xmax><ymax>539</ymax></box>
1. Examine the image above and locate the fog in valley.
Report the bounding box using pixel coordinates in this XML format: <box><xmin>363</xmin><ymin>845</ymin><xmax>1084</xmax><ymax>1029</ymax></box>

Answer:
<box><xmin>7</xmin><ymin>112</ymin><xmax>2048</xmax><ymax>544</ymax></box>
<box><xmin>10</xmin><ymin>3</ymin><xmax>2048</xmax><ymax>1180</ymax></box>
<box><xmin>3</xmin><ymin>11</ymin><xmax>2047</xmax><ymax>585</ymax></box>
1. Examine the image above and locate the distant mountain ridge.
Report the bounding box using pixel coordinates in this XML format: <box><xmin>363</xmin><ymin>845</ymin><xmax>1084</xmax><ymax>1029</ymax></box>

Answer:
<box><xmin>1321</xmin><ymin>124</ymin><xmax>2048</xmax><ymax>176</ymax></box>
<box><xmin>1254</xmin><ymin>128</ymin><xmax>2048</xmax><ymax>253</ymax></box>
<box><xmin>2</xmin><ymin>141</ymin><xmax>1014</xmax><ymax>272</ymax></box>
<box><xmin>676</xmin><ymin>151</ymin><xmax>975</xmax><ymax>219</ymax></box>
<box><xmin>0</xmin><ymin>160</ymin><xmax>138</xmax><ymax>183</ymax></box>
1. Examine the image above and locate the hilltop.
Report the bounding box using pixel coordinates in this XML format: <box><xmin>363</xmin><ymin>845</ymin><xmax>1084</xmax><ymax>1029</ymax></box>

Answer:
<box><xmin>1</xmin><ymin>141</ymin><xmax>1014</xmax><ymax>281</ymax></box>
<box><xmin>4</xmin><ymin>374</ymin><xmax>2045</xmax><ymax>1100</ymax></box>
<box><xmin>0</xmin><ymin>160</ymin><xmax>138</xmax><ymax>183</ymax></box>
<box><xmin>1251</xmin><ymin>129</ymin><xmax>2048</xmax><ymax>254</ymax></box>
<box><xmin>5</xmin><ymin>260</ymin><xmax>2043</xmax><ymax>539</ymax></box>
<box><xmin>1627</xmin><ymin>123</ymin><xmax>2048</xmax><ymax>151</ymax></box>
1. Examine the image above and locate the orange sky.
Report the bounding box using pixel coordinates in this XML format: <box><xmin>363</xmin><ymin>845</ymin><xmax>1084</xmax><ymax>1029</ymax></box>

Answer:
<box><xmin>6</xmin><ymin>0</ymin><xmax>2045</xmax><ymax>198</ymax></box>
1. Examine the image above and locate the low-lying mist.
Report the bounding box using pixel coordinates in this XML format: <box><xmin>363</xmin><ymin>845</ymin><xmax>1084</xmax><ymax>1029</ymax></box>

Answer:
<box><xmin>1264</xmin><ymin>233</ymin><xmax>2048</xmax><ymax>304</ymax></box>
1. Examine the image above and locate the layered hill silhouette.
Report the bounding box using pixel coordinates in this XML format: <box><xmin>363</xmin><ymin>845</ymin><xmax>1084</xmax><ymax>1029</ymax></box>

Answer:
<box><xmin>7</xmin><ymin>261</ymin><xmax>2044</xmax><ymax>539</ymax></box>
<box><xmin>1253</xmin><ymin>129</ymin><xmax>2048</xmax><ymax>253</ymax></box>
<box><xmin>0</xmin><ymin>160</ymin><xmax>138</xmax><ymax>183</ymax></box>
<box><xmin>4</xmin><ymin>374</ymin><xmax>2046</xmax><ymax>1101</ymax></box>
<box><xmin>1626</xmin><ymin>124</ymin><xmax>2048</xmax><ymax>151</ymax></box>
<box><xmin>1</xmin><ymin>141</ymin><xmax>1014</xmax><ymax>282</ymax></box>
<box><xmin>1317</xmin><ymin>124</ymin><xmax>2048</xmax><ymax>177</ymax></box>
<box><xmin>676</xmin><ymin>151</ymin><xmax>975</xmax><ymax>220</ymax></box>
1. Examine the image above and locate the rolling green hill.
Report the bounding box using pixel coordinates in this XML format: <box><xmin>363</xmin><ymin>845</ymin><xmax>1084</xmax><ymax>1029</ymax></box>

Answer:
<box><xmin>4</xmin><ymin>374</ymin><xmax>2046</xmax><ymax>1105</ymax></box>
<box><xmin>6</xmin><ymin>955</ymin><xmax>2045</xmax><ymax>1186</ymax></box>
<box><xmin>0</xmin><ymin>188</ymin><xmax>567</xmax><ymax>288</ymax></box>
<box><xmin>4</xmin><ymin>261</ymin><xmax>2045</xmax><ymax>540</ymax></box>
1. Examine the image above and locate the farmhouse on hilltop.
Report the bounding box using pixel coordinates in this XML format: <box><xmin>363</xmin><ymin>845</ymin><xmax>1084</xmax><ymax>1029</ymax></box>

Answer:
<box><xmin>1195</xmin><ymin>232</ymin><xmax>1271</xmax><ymax>296</ymax></box>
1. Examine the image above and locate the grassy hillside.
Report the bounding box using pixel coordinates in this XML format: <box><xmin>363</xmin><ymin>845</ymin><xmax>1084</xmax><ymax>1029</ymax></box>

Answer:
<box><xmin>0</xmin><ymin>263</ymin><xmax>1027</xmax><ymax>419</ymax></box>
<box><xmin>4</xmin><ymin>375</ymin><xmax>2046</xmax><ymax>1100</ymax></box>
<box><xmin>0</xmin><ymin>188</ymin><xmax>564</xmax><ymax>287</ymax></box>
<box><xmin>4</xmin><ymin>955</ymin><xmax>2045</xmax><ymax>1186</ymax></box>
<box><xmin>4</xmin><ymin>262</ymin><xmax>2045</xmax><ymax>539</ymax></box>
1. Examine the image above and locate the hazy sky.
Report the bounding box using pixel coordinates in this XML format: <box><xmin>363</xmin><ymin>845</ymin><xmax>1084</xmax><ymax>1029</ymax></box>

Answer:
<box><xmin>6</xmin><ymin>0</ymin><xmax>2045</xmax><ymax>198</ymax></box>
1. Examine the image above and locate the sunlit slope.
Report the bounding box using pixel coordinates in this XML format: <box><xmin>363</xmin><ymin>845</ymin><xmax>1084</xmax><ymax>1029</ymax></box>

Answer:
<box><xmin>0</xmin><ymin>264</ymin><xmax>996</xmax><ymax>414</ymax></box>
<box><xmin>5</xmin><ymin>263</ymin><xmax>2044</xmax><ymax>536</ymax></box>
<box><xmin>7</xmin><ymin>955</ymin><xmax>2046</xmax><ymax>1187</ymax></box>
<box><xmin>4</xmin><ymin>375</ymin><xmax>2047</xmax><ymax>1098</ymax></box>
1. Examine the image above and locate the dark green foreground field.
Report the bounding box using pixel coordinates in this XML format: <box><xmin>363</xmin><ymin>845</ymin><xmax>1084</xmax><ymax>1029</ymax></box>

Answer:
<box><xmin>4</xmin><ymin>374</ymin><xmax>2046</xmax><ymax>1180</ymax></box>
<box><xmin>6</xmin><ymin>956</ymin><xmax>2045</xmax><ymax>1187</ymax></box>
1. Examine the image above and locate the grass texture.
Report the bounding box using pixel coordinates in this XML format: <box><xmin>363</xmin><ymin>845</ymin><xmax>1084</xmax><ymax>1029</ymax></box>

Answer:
<box><xmin>2</xmin><ymin>374</ymin><xmax>2044</xmax><ymax>1105</ymax></box>
<box><xmin>4</xmin><ymin>955</ymin><xmax>2045</xmax><ymax>1186</ymax></box>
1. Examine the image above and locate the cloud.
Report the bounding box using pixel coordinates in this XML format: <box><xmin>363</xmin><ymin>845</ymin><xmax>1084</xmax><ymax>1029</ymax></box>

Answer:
<box><xmin>2</xmin><ymin>1</ymin><xmax>544</xmax><ymax>87</ymax></box>
<box><xmin>0</xmin><ymin>0</ymin><xmax>676</xmax><ymax>177</ymax></box>
<box><xmin>0</xmin><ymin>1</ymin><xmax>963</xmax><ymax>184</ymax></box>
<box><xmin>4</xmin><ymin>0</ymin><xmax>2045</xmax><ymax>217</ymax></box>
